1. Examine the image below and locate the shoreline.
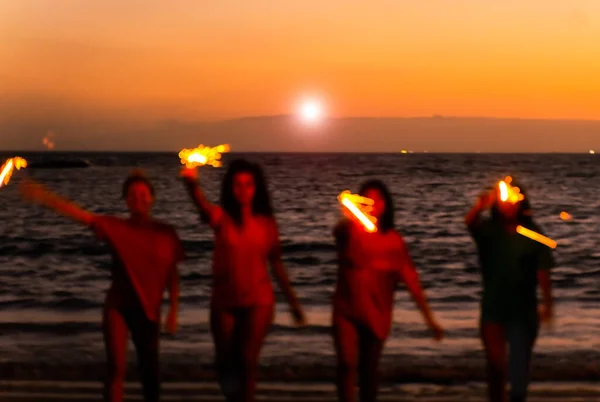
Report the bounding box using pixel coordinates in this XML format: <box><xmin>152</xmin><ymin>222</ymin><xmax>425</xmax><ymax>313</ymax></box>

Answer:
<box><xmin>2</xmin><ymin>353</ymin><xmax>599</xmax><ymax>383</ymax></box>
<box><xmin>2</xmin><ymin>381</ymin><xmax>600</xmax><ymax>401</ymax></box>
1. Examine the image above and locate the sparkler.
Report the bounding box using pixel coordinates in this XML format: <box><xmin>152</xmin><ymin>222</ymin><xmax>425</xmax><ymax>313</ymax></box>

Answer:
<box><xmin>516</xmin><ymin>225</ymin><xmax>557</xmax><ymax>249</ymax></box>
<box><xmin>338</xmin><ymin>191</ymin><xmax>377</xmax><ymax>233</ymax></box>
<box><xmin>178</xmin><ymin>144</ymin><xmax>230</xmax><ymax>168</ymax></box>
<box><xmin>496</xmin><ymin>176</ymin><xmax>557</xmax><ymax>248</ymax></box>
<box><xmin>0</xmin><ymin>157</ymin><xmax>28</xmax><ymax>189</ymax></box>
<box><xmin>498</xmin><ymin>177</ymin><xmax>524</xmax><ymax>204</ymax></box>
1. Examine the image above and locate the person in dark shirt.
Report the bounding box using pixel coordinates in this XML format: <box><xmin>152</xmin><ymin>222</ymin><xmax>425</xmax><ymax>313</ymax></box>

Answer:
<box><xmin>465</xmin><ymin>177</ymin><xmax>554</xmax><ymax>402</ymax></box>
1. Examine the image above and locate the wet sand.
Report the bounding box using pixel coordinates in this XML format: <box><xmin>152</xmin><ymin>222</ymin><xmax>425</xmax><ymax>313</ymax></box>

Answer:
<box><xmin>2</xmin><ymin>381</ymin><xmax>600</xmax><ymax>401</ymax></box>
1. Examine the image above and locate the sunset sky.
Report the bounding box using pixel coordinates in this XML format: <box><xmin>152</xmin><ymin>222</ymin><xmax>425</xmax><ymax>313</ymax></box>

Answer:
<box><xmin>1</xmin><ymin>1</ymin><xmax>600</xmax><ymax>151</ymax></box>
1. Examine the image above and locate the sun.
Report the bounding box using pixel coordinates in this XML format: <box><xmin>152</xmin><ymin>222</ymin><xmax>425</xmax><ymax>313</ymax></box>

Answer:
<box><xmin>298</xmin><ymin>99</ymin><xmax>324</xmax><ymax>124</ymax></box>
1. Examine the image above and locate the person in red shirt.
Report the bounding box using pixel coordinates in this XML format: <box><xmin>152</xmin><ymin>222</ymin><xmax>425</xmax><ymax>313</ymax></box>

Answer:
<box><xmin>332</xmin><ymin>180</ymin><xmax>444</xmax><ymax>402</ymax></box>
<box><xmin>20</xmin><ymin>171</ymin><xmax>183</xmax><ymax>402</ymax></box>
<box><xmin>181</xmin><ymin>159</ymin><xmax>305</xmax><ymax>402</ymax></box>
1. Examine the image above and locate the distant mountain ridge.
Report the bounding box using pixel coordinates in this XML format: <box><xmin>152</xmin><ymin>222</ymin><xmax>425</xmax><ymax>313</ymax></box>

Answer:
<box><xmin>2</xmin><ymin>115</ymin><xmax>599</xmax><ymax>152</ymax></box>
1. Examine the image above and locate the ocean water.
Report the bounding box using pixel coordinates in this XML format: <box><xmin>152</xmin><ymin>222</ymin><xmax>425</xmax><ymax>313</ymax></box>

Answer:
<box><xmin>0</xmin><ymin>152</ymin><xmax>598</xmax><ymax>382</ymax></box>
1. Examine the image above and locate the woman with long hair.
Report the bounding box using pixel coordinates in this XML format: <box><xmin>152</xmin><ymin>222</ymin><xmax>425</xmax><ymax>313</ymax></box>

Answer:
<box><xmin>20</xmin><ymin>171</ymin><xmax>183</xmax><ymax>402</ymax></box>
<box><xmin>465</xmin><ymin>177</ymin><xmax>554</xmax><ymax>402</ymax></box>
<box><xmin>181</xmin><ymin>159</ymin><xmax>305</xmax><ymax>402</ymax></box>
<box><xmin>332</xmin><ymin>179</ymin><xmax>444</xmax><ymax>402</ymax></box>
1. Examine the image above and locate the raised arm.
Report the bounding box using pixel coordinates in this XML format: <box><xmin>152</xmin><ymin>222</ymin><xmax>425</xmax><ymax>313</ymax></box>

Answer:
<box><xmin>267</xmin><ymin>219</ymin><xmax>306</xmax><ymax>326</ymax></box>
<box><xmin>465</xmin><ymin>189</ymin><xmax>495</xmax><ymax>228</ymax></box>
<box><xmin>180</xmin><ymin>167</ymin><xmax>222</xmax><ymax>225</ymax></box>
<box><xmin>397</xmin><ymin>239</ymin><xmax>444</xmax><ymax>340</ymax></box>
<box><xmin>20</xmin><ymin>179</ymin><xmax>95</xmax><ymax>226</ymax></box>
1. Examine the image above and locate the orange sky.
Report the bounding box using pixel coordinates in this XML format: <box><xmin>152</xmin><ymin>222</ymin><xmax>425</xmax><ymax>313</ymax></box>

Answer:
<box><xmin>2</xmin><ymin>0</ymin><xmax>600</xmax><ymax>121</ymax></box>
<box><xmin>1</xmin><ymin>1</ymin><xmax>600</xmax><ymax>151</ymax></box>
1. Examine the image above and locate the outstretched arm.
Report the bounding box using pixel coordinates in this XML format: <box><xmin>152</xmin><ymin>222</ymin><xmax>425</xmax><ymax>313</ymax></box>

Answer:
<box><xmin>268</xmin><ymin>220</ymin><xmax>306</xmax><ymax>325</ymax></box>
<box><xmin>180</xmin><ymin>167</ymin><xmax>221</xmax><ymax>225</ymax></box>
<box><xmin>20</xmin><ymin>179</ymin><xmax>95</xmax><ymax>226</ymax></box>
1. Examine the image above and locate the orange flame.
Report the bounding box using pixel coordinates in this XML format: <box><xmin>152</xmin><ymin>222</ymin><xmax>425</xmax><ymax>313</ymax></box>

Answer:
<box><xmin>516</xmin><ymin>225</ymin><xmax>557</xmax><ymax>249</ymax></box>
<box><xmin>498</xmin><ymin>177</ymin><xmax>524</xmax><ymax>204</ymax></box>
<box><xmin>179</xmin><ymin>144</ymin><xmax>230</xmax><ymax>168</ymax></box>
<box><xmin>338</xmin><ymin>191</ymin><xmax>377</xmax><ymax>233</ymax></box>
<box><xmin>560</xmin><ymin>211</ymin><xmax>572</xmax><ymax>221</ymax></box>
<box><xmin>0</xmin><ymin>157</ymin><xmax>28</xmax><ymax>189</ymax></box>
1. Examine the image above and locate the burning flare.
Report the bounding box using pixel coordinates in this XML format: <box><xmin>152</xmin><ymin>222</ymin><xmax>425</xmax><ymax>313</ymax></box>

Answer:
<box><xmin>516</xmin><ymin>225</ymin><xmax>557</xmax><ymax>249</ymax></box>
<box><xmin>0</xmin><ymin>157</ymin><xmax>28</xmax><ymax>189</ymax></box>
<box><xmin>496</xmin><ymin>177</ymin><xmax>556</xmax><ymax>248</ymax></box>
<box><xmin>560</xmin><ymin>211</ymin><xmax>572</xmax><ymax>221</ymax></box>
<box><xmin>498</xmin><ymin>176</ymin><xmax>524</xmax><ymax>204</ymax></box>
<box><xmin>179</xmin><ymin>144</ymin><xmax>230</xmax><ymax>168</ymax></box>
<box><xmin>338</xmin><ymin>191</ymin><xmax>377</xmax><ymax>233</ymax></box>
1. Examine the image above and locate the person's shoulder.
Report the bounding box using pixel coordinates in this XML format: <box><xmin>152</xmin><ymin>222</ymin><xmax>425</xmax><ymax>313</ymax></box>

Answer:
<box><xmin>388</xmin><ymin>227</ymin><xmax>402</xmax><ymax>240</ymax></box>
<box><xmin>389</xmin><ymin>229</ymin><xmax>406</xmax><ymax>247</ymax></box>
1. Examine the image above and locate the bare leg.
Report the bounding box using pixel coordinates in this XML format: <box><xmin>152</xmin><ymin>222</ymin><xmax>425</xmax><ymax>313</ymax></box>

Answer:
<box><xmin>210</xmin><ymin>308</ymin><xmax>238</xmax><ymax>401</ymax></box>
<box><xmin>235</xmin><ymin>304</ymin><xmax>274</xmax><ymax>402</ymax></box>
<box><xmin>333</xmin><ymin>313</ymin><xmax>359</xmax><ymax>402</ymax></box>
<box><xmin>103</xmin><ymin>306</ymin><xmax>129</xmax><ymax>402</ymax></box>
<box><xmin>358</xmin><ymin>327</ymin><xmax>384</xmax><ymax>402</ymax></box>
<box><xmin>127</xmin><ymin>309</ymin><xmax>160</xmax><ymax>402</ymax></box>
<box><xmin>481</xmin><ymin>322</ymin><xmax>508</xmax><ymax>402</ymax></box>
<box><xmin>507</xmin><ymin>325</ymin><xmax>538</xmax><ymax>402</ymax></box>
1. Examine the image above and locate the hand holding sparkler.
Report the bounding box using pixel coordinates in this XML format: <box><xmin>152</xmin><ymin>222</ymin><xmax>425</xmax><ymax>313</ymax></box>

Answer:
<box><xmin>0</xmin><ymin>157</ymin><xmax>28</xmax><ymax>189</ymax></box>
<box><xmin>179</xmin><ymin>143</ymin><xmax>229</xmax><ymax>185</ymax></box>
<box><xmin>338</xmin><ymin>191</ymin><xmax>377</xmax><ymax>233</ymax></box>
<box><xmin>180</xmin><ymin>165</ymin><xmax>199</xmax><ymax>181</ymax></box>
<box><xmin>179</xmin><ymin>144</ymin><xmax>230</xmax><ymax>169</ymax></box>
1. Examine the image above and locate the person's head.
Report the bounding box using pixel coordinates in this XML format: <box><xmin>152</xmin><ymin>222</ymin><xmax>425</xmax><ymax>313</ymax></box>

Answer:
<box><xmin>122</xmin><ymin>170</ymin><xmax>155</xmax><ymax>218</ymax></box>
<box><xmin>358</xmin><ymin>179</ymin><xmax>394</xmax><ymax>232</ymax></box>
<box><xmin>220</xmin><ymin>159</ymin><xmax>273</xmax><ymax>224</ymax></box>
<box><xmin>491</xmin><ymin>177</ymin><xmax>533</xmax><ymax>225</ymax></box>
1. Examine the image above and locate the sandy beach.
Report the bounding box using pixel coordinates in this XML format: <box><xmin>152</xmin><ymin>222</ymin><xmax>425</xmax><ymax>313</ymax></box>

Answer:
<box><xmin>2</xmin><ymin>381</ymin><xmax>600</xmax><ymax>401</ymax></box>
